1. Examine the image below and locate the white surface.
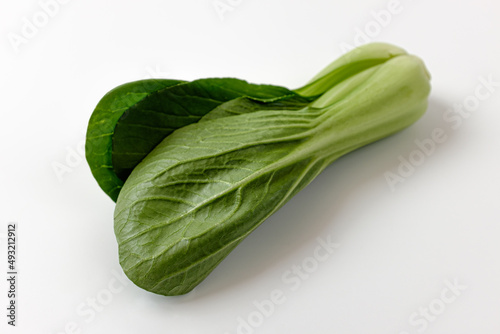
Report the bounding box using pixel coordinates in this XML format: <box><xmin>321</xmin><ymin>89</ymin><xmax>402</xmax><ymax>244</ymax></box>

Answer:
<box><xmin>1</xmin><ymin>0</ymin><xmax>499</xmax><ymax>333</ymax></box>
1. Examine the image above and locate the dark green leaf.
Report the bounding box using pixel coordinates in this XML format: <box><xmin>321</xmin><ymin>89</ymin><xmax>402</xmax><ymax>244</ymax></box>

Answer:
<box><xmin>86</xmin><ymin>78</ymin><xmax>297</xmax><ymax>201</ymax></box>
<box><xmin>86</xmin><ymin>79</ymin><xmax>184</xmax><ymax>201</ymax></box>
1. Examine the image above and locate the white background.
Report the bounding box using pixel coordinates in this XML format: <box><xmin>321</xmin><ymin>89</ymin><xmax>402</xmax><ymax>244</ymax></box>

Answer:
<box><xmin>1</xmin><ymin>0</ymin><xmax>499</xmax><ymax>333</ymax></box>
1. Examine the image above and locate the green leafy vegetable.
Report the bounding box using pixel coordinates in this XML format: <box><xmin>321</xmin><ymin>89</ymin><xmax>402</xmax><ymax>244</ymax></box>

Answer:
<box><xmin>86</xmin><ymin>42</ymin><xmax>431</xmax><ymax>296</ymax></box>
<box><xmin>86</xmin><ymin>78</ymin><xmax>300</xmax><ymax>201</ymax></box>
